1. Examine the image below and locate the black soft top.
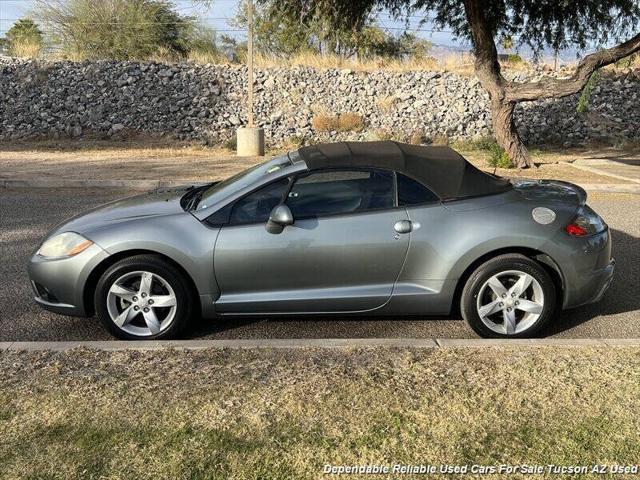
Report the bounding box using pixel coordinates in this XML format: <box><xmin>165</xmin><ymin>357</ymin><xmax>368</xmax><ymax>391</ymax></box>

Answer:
<box><xmin>297</xmin><ymin>141</ymin><xmax>512</xmax><ymax>200</ymax></box>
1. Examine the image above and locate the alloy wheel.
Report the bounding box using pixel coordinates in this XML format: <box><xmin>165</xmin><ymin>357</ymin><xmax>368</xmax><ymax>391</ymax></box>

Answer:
<box><xmin>106</xmin><ymin>270</ymin><xmax>177</xmax><ymax>336</ymax></box>
<box><xmin>476</xmin><ymin>269</ymin><xmax>545</xmax><ymax>335</ymax></box>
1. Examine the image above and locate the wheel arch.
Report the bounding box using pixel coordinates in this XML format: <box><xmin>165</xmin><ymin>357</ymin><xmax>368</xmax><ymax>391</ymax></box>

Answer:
<box><xmin>83</xmin><ymin>249</ymin><xmax>201</xmax><ymax>317</ymax></box>
<box><xmin>449</xmin><ymin>247</ymin><xmax>565</xmax><ymax>316</ymax></box>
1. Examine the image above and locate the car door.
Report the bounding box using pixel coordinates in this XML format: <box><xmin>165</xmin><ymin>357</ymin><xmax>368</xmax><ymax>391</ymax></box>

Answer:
<box><xmin>213</xmin><ymin>168</ymin><xmax>411</xmax><ymax>314</ymax></box>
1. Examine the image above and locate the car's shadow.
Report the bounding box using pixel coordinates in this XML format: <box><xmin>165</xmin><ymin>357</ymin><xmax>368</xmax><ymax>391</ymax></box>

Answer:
<box><xmin>185</xmin><ymin>227</ymin><xmax>639</xmax><ymax>339</ymax></box>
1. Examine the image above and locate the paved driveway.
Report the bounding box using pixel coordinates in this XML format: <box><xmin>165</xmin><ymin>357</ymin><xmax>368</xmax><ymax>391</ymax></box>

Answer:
<box><xmin>1</xmin><ymin>187</ymin><xmax>638</xmax><ymax>341</ymax></box>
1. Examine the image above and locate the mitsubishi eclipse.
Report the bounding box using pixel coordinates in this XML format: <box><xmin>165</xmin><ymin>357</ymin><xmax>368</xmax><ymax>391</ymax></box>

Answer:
<box><xmin>28</xmin><ymin>141</ymin><xmax>614</xmax><ymax>339</ymax></box>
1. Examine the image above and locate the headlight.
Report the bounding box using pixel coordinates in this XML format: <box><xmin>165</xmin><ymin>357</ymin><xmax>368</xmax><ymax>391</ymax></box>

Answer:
<box><xmin>37</xmin><ymin>232</ymin><xmax>94</xmax><ymax>259</ymax></box>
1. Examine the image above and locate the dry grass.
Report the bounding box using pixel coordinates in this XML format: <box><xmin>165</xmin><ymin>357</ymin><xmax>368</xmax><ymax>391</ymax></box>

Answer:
<box><xmin>0</xmin><ymin>347</ymin><xmax>639</xmax><ymax>479</ymax></box>
<box><xmin>311</xmin><ymin>112</ymin><xmax>364</xmax><ymax>133</ymax></box>
<box><xmin>8</xmin><ymin>39</ymin><xmax>42</xmax><ymax>59</ymax></box>
<box><xmin>431</xmin><ymin>133</ymin><xmax>450</xmax><ymax>145</ymax></box>
<box><xmin>253</xmin><ymin>51</ymin><xmax>480</xmax><ymax>74</ymax></box>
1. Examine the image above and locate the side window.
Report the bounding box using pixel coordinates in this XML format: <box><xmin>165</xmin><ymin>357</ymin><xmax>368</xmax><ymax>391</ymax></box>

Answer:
<box><xmin>397</xmin><ymin>173</ymin><xmax>439</xmax><ymax>205</ymax></box>
<box><xmin>287</xmin><ymin>169</ymin><xmax>394</xmax><ymax>218</ymax></box>
<box><xmin>229</xmin><ymin>177</ymin><xmax>290</xmax><ymax>225</ymax></box>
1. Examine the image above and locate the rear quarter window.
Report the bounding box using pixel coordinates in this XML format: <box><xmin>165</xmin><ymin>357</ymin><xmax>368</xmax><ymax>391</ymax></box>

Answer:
<box><xmin>397</xmin><ymin>173</ymin><xmax>439</xmax><ymax>205</ymax></box>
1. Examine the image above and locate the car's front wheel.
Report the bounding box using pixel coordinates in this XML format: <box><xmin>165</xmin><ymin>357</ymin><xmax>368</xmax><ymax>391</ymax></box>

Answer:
<box><xmin>460</xmin><ymin>254</ymin><xmax>557</xmax><ymax>338</ymax></box>
<box><xmin>94</xmin><ymin>255</ymin><xmax>193</xmax><ymax>340</ymax></box>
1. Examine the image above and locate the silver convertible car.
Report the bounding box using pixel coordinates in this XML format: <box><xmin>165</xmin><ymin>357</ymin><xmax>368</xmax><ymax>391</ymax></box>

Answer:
<box><xmin>28</xmin><ymin>141</ymin><xmax>614</xmax><ymax>339</ymax></box>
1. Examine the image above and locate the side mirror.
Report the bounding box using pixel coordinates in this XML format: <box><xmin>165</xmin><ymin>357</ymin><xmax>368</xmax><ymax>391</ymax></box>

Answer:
<box><xmin>266</xmin><ymin>204</ymin><xmax>293</xmax><ymax>234</ymax></box>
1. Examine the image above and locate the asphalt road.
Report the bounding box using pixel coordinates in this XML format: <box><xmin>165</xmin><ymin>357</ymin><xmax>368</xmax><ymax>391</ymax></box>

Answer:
<box><xmin>1</xmin><ymin>187</ymin><xmax>639</xmax><ymax>341</ymax></box>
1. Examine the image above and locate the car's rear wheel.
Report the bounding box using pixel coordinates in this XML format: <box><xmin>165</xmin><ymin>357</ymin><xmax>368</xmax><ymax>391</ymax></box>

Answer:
<box><xmin>460</xmin><ymin>254</ymin><xmax>557</xmax><ymax>338</ymax></box>
<box><xmin>95</xmin><ymin>255</ymin><xmax>192</xmax><ymax>340</ymax></box>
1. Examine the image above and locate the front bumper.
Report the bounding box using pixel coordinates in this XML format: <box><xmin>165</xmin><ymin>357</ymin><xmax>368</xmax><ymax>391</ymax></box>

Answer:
<box><xmin>28</xmin><ymin>243</ymin><xmax>110</xmax><ymax>317</ymax></box>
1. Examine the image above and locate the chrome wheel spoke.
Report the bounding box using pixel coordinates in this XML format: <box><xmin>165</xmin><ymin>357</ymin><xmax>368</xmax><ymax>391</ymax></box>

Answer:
<box><xmin>138</xmin><ymin>272</ymin><xmax>154</xmax><ymax>296</ymax></box>
<box><xmin>109</xmin><ymin>284</ymin><xmax>137</xmax><ymax>302</ymax></box>
<box><xmin>114</xmin><ymin>305</ymin><xmax>137</xmax><ymax>327</ymax></box>
<box><xmin>476</xmin><ymin>269</ymin><xmax>545</xmax><ymax>336</ymax></box>
<box><xmin>149</xmin><ymin>294</ymin><xmax>176</xmax><ymax>308</ymax></box>
<box><xmin>142</xmin><ymin>308</ymin><xmax>161</xmax><ymax>335</ymax></box>
<box><xmin>478</xmin><ymin>300</ymin><xmax>502</xmax><ymax>318</ymax></box>
<box><xmin>503</xmin><ymin>308</ymin><xmax>517</xmax><ymax>335</ymax></box>
<box><xmin>106</xmin><ymin>270</ymin><xmax>178</xmax><ymax>337</ymax></box>
<box><xmin>509</xmin><ymin>273</ymin><xmax>533</xmax><ymax>298</ymax></box>
<box><xmin>515</xmin><ymin>299</ymin><xmax>543</xmax><ymax>314</ymax></box>
<box><xmin>486</xmin><ymin>275</ymin><xmax>508</xmax><ymax>297</ymax></box>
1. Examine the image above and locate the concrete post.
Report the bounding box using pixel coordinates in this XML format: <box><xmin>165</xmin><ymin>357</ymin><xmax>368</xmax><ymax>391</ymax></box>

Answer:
<box><xmin>236</xmin><ymin>0</ymin><xmax>264</xmax><ymax>157</ymax></box>
<box><xmin>236</xmin><ymin>127</ymin><xmax>264</xmax><ymax>156</ymax></box>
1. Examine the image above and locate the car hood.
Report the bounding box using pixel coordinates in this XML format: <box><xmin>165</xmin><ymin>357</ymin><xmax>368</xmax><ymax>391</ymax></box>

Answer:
<box><xmin>48</xmin><ymin>186</ymin><xmax>194</xmax><ymax>237</ymax></box>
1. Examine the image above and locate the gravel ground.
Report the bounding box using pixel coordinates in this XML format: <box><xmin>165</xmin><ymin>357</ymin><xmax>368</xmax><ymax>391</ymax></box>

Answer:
<box><xmin>1</xmin><ymin>187</ymin><xmax>638</xmax><ymax>341</ymax></box>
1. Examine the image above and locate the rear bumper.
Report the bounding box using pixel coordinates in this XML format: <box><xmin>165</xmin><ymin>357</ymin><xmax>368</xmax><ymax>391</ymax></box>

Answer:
<box><xmin>556</xmin><ymin>227</ymin><xmax>615</xmax><ymax>309</ymax></box>
<box><xmin>572</xmin><ymin>257</ymin><xmax>615</xmax><ymax>308</ymax></box>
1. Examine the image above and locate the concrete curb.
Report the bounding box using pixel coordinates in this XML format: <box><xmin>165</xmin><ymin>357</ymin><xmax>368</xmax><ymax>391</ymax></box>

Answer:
<box><xmin>570</xmin><ymin>160</ymin><xmax>640</xmax><ymax>185</ymax></box>
<box><xmin>1</xmin><ymin>338</ymin><xmax>639</xmax><ymax>351</ymax></box>
<box><xmin>3</xmin><ymin>177</ymin><xmax>639</xmax><ymax>194</ymax></box>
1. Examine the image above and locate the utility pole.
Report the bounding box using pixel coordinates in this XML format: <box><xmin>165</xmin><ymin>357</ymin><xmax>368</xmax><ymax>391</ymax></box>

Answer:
<box><xmin>247</xmin><ymin>0</ymin><xmax>254</xmax><ymax>128</ymax></box>
<box><xmin>236</xmin><ymin>0</ymin><xmax>264</xmax><ymax>156</ymax></box>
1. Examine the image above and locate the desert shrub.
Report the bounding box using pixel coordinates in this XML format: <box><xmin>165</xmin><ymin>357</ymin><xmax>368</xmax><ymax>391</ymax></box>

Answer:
<box><xmin>312</xmin><ymin>113</ymin><xmax>363</xmax><ymax>132</ymax></box>
<box><xmin>311</xmin><ymin>115</ymin><xmax>340</xmax><ymax>132</ymax></box>
<box><xmin>4</xmin><ymin>18</ymin><xmax>44</xmax><ymax>58</ymax></box>
<box><xmin>33</xmin><ymin>0</ymin><xmax>210</xmax><ymax>61</ymax></box>
<box><xmin>431</xmin><ymin>133</ymin><xmax>450</xmax><ymax>145</ymax></box>
<box><xmin>223</xmin><ymin>135</ymin><xmax>237</xmax><ymax>150</ymax></box>
<box><xmin>337</xmin><ymin>113</ymin><xmax>364</xmax><ymax>132</ymax></box>
<box><xmin>409</xmin><ymin>130</ymin><xmax>428</xmax><ymax>145</ymax></box>
<box><xmin>371</xmin><ymin>129</ymin><xmax>396</xmax><ymax>141</ymax></box>
<box><xmin>487</xmin><ymin>143</ymin><xmax>513</xmax><ymax>168</ymax></box>
<box><xmin>454</xmin><ymin>135</ymin><xmax>499</xmax><ymax>151</ymax></box>
<box><xmin>282</xmin><ymin>135</ymin><xmax>306</xmax><ymax>149</ymax></box>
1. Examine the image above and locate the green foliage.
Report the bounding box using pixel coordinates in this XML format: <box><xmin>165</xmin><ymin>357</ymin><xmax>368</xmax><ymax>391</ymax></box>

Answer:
<box><xmin>233</xmin><ymin>0</ymin><xmax>430</xmax><ymax>60</ymax></box>
<box><xmin>34</xmin><ymin>0</ymin><xmax>213</xmax><ymax>61</ymax></box>
<box><xmin>452</xmin><ymin>135</ymin><xmax>498</xmax><ymax>151</ymax></box>
<box><xmin>4</xmin><ymin>18</ymin><xmax>44</xmax><ymax>57</ymax></box>
<box><xmin>223</xmin><ymin>135</ymin><xmax>237</xmax><ymax>150</ymax></box>
<box><xmin>507</xmin><ymin>53</ymin><xmax>523</xmax><ymax>63</ymax></box>
<box><xmin>487</xmin><ymin>143</ymin><xmax>513</xmax><ymax>169</ymax></box>
<box><xmin>576</xmin><ymin>71</ymin><xmax>600</xmax><ymax>114</ymax></box>
<box><xmin>273</xmin><ymin>1</ymin><xmax>640</xmax><ymax>58</ymax></box>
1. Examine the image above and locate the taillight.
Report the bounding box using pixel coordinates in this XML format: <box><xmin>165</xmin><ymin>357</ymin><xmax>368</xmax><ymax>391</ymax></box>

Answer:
<box><xmin>565</xmin><ymin>223</ymin><xmax>588</xmax><ymax>236</ymax></box>
<box><xmin>565</xmin><ymin>205</ymin><xmax>606</xmax><ymax>236</ymax></box>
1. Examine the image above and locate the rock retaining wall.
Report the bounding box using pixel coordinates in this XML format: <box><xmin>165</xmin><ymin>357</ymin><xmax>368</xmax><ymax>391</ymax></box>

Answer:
<box><xmin>1</xmin><ymin>57</ymin><xmax>638</xmax><ymax>147</ymax></box>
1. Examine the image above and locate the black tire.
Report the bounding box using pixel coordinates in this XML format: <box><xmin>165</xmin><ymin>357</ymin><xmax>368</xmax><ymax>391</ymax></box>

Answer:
<box><xmin>94</xmin><ymin>254</ymin><xmax>193</xmax><ymax>340</ymax></box>
<box><xmin>460</xmin><ymin>254</ymin><xmax>557</xmax><ymax>338</ymax></box>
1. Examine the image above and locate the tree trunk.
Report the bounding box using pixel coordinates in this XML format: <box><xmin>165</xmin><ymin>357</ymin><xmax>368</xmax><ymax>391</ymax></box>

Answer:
<box><xmin>462</xmin><ymin>0</ymin><xmax>640</xmax><ymax>169</ymax></box>
<box><xmin>491</xmin><ymin>98</ymin><xmax>530</xmax><ymax>168</ymax></box>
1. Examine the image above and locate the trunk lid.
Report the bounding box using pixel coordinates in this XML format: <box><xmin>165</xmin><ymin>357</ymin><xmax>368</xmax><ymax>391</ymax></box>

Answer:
<box><xmin>511</xmin><ymin>179</ymin><xmax>587</xmax><ymax>207</ymax></box>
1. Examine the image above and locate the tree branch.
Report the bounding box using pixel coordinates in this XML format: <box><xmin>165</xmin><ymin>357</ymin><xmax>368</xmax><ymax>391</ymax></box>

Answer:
<box><xmin>462</xmin><ymin>0</ymin><xmax>505</xmax><ymax>98</ymax></box>
<box><xmin>506</xmin><ymin>32</ymin><xmax>640</xmax><ymax>102</ymax></box>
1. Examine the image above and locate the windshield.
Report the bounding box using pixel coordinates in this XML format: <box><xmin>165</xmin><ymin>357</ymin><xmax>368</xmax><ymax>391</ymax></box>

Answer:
<box><xmin>195</xmin><ymin>155</ymin><xmax>293</xmax><ymax>210</ymax></box>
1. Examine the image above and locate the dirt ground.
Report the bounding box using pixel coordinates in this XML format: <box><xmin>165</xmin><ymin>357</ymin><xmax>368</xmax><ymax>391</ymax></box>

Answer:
<box><xmin>1</xmin><ymin>139</ymin><xmax>637</xmax><ymax>185</ymax></box>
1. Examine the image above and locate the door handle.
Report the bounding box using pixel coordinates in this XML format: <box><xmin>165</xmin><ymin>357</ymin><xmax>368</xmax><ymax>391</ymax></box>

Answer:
<box><xmin>394</xmin><ymin>220</ymin><xmax>412</xmax><ymax>234</ymax></box>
